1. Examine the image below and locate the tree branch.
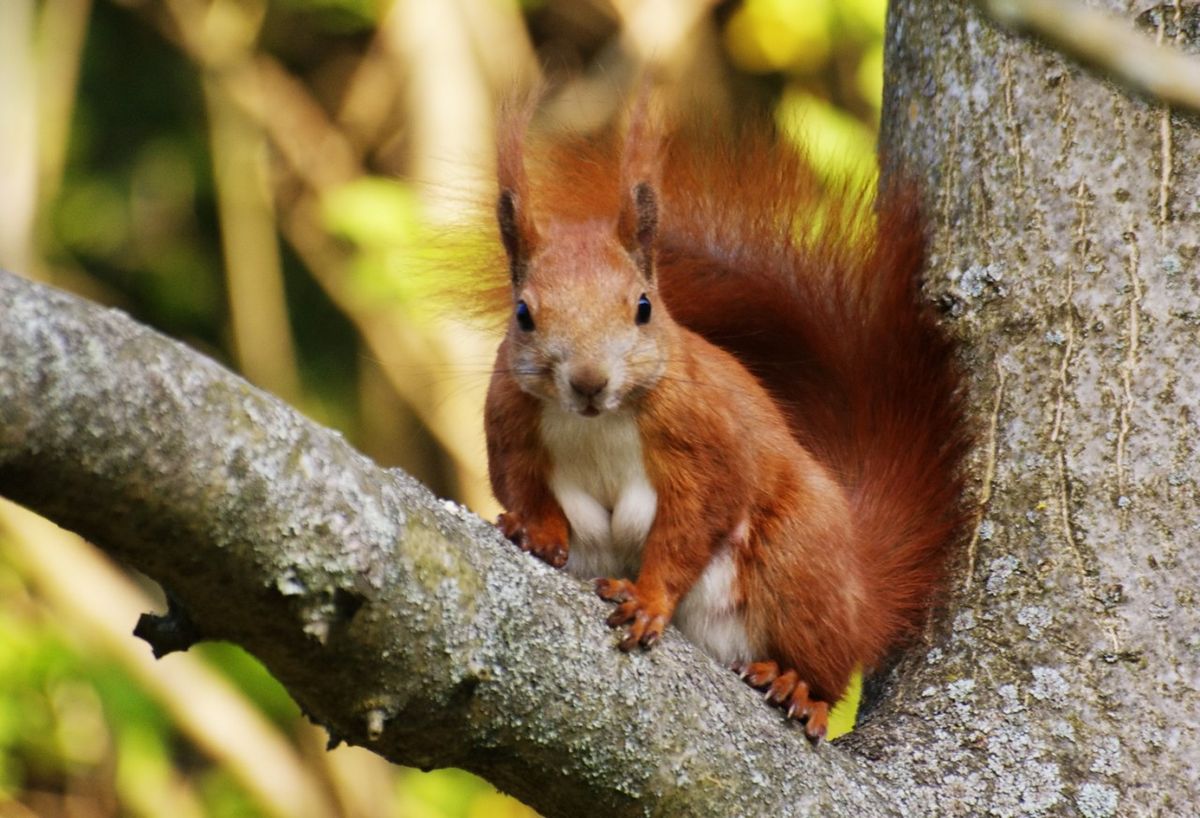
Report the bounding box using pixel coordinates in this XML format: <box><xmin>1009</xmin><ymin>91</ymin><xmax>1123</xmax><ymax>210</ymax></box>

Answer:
<box><xmin>974</xmin><ymin>0</ymin><xmax>1200</xmax><ymax>113</ymax></box>
<box><xmin>0</xmin><ymin>269</ymin><xmax>906</xmax><ymax>816</ymax></box>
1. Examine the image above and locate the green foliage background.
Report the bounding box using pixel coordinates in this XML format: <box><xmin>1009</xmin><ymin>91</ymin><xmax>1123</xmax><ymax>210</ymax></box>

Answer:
<box><xmin>0</xmin><ymin>1</ymin><xmax>885</xmax><ymax>815</ymax></box>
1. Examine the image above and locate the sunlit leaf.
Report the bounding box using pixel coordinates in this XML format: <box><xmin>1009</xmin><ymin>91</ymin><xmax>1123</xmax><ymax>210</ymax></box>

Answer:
<box><xmin>858</xmin><ymin>43</ymin><xmax>885</xmax><ymax>116</ymax></box>
<box><xmin>274</xmin><ymin>0</ymin><xmax>378</xmax><ymax>29</ymax></box>
<box><xmin>724</xmin><ymin>0</ymin><xmax>833</xmax><ymax>74</ymax></box>
<box><xmin>467</xmin><ymin>790</ymin><xmax>540</xmax><ymax>818</ymax></box>
<box><xmin>777</xmin><ymin>88</ymin><xmax>877</xmax><ymax>189</ymax></box>
<box><xmin>827</xmin><ymin>668</ymin><xmax>861</xmax><ymax>740</ymax></box>
<box><xmin>199</xmin><ymin>767</ymin><xmax>270</xmax><ymax>818</ymax></box>
<box><xmin>193</xmin><ymin>643</ymin><xmax>300</xmax><ymax>728</ymax></box>
<box><xmin>397</xmin><ymin>767</ymin><xmax>491</xmax><ymax>818</ymax></box>
<box><xmin>114</xmin><ymin>721</ymin><xmax>175</xmax><ymax>816</ymax></box>
<box><xmin>51</xmin><ymin>680</ymin><xmax>110</xmax><ymax>766</ymax></box>
<box><xmin>837</xmin><ymin>0</ymin><xmax>887</xmax><ymax>38</ymax></box>
<box><xmin>323</xmin><ymin>177</ymin><xmax>423</xmax><ymax>250</ymax></box>
<box><xmin>55</xmin><ymin>178</ymin><xmax>130</xmax><ymax>257</ymax></box>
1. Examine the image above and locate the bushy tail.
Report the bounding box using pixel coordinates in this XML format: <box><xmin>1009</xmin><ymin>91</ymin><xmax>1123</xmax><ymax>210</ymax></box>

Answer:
<box><xmin>654</xmin><ymin>127</ymin><xmax>971</xmax><ymax>664</ymax></box>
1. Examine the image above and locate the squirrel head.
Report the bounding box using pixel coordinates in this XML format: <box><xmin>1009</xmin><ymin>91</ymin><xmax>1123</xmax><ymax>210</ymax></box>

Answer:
<box><xmin>496</xmin><ymin>180</ymin><xmax>671</xmax><ymax>417</ymax></box>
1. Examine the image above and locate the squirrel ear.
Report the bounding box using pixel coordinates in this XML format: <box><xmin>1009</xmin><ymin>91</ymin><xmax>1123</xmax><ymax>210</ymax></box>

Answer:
<box><xmin>497</xmin><ymin>188</ymin><xmax>537</xmax><ymax>286</ymax></box>
<box><xmin>496</xmin><ymin>90</ymin><xmax>541</xmax><ymax>287</ymax></box>
<box><xmin>620</xmin><ymin>181</ymin><xmax>658</xmax><ymax>281</ymax></box>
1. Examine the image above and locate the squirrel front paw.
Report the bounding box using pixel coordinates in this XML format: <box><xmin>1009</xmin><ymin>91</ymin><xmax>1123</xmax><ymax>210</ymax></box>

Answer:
<box><xmin>595</xmin><ymin>578</ymin><xmax>671</xmax><ymax>651</ymax></box>
<box><xmin>497</xmin><ymin>511</ymin><xmax>569</xmax><ymax>568</ymax></box>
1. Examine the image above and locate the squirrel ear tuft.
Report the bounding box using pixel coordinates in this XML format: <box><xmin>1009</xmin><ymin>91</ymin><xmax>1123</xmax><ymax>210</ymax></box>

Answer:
<box><xmin>497</xmin><ymin>188</ymin><xmax>538</xmax><ymax>286</ymax></box>
<box><xmin>617</xmin><ymin>87</ymin><xmax>662</xmax><ymax>281</ymax></box>
<box><xmin>620</xmin><ymin>181</ymin><xmax>658</xmax><ymax>280</ymax></box>
<box><xmin>497</xmin><ymin>188</ymin><xmax>521</xmax><ymax>275</ymax></box>
<box><xmin>497</xmin><ymin>91</ymin><xmax>541</xmax><ymax>287</ymax></box>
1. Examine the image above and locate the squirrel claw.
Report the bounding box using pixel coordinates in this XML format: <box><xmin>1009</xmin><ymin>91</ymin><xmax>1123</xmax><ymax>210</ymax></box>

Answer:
<box><xmin>616</xmin><ymin>610</ymin><xmax>666</xmax><ymax>651</ymax></box>
<box><xmin>766</xmin><ymin>670</ymin><xmax>801</xmax><ymax>705</ymax></box>
<box><xmin>605</xmin><ymin>601</ymin><xmax>637</xmax><ymax>627</ymax></box>
<box><xmin>740</xmin><ymin>660</ymin><xmax>781</xmax><ymax>688</ymax></box>
<box><xmin>735</xmin><ymin>661</ymin><xmax>829</xmax><ymax>744</ymax></box>
<box><xmin>596</xmin><ymin>578</ymin><xmax>668</xmax><ymax>651</ymax></box>
<box><xmin>795</xmin><ymin>700</ymin><xmax>829</xmax><ymax>745</ymax></box>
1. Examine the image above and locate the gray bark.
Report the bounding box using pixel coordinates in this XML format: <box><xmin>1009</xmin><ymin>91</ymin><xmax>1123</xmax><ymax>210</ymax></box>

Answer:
<box><xmin>2</xmin><ymin>2</ymin><xmax>1198</xmax><ymax>815</ymax></box>
<box><xmin>862</xmin><ymin>1</ymin><xmax>1200</xmax><ymax>815</ymax></box>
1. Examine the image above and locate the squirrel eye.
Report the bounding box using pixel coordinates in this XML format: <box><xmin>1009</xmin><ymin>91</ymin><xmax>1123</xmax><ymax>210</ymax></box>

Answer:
<box><xmin>635</xmin><ymin>293</ymin><xmax>652</xmax><ymax>325</ymax></box>
<box><xmin>515</xmin><ymin>300</ymin><xmax>535</xmax><ymax>332</ymax></box>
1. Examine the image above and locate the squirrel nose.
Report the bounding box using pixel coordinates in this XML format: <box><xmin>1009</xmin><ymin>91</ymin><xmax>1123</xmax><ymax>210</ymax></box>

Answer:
<box><xmin>568</xmin><ymin>368</ymin><xmax>609</xmax><ymax>400</ymax></box>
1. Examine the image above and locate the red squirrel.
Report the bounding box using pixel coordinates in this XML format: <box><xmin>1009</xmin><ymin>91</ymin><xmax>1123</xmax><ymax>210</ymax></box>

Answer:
<box><xmin>482</xmin><ymin>99</ymin><xmax>969</xmax><ymax>741</ymax></box>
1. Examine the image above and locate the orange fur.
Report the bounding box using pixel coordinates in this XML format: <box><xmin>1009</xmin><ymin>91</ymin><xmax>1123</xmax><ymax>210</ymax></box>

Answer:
<box><xmin>481</xmin><ymin>97</ymin><xmax>969</xmax><ymax>740</ymax></box>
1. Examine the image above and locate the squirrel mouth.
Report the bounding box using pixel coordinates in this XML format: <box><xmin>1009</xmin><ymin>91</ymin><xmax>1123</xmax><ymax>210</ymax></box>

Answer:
<box><xmin>580</xmin><ymin>405</ymin><xmax>600</xmax><ymax>417</ymax></box>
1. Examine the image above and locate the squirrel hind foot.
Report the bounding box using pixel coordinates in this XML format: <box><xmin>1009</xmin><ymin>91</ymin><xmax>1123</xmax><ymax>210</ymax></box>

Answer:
<box><xmin>735</xmin><ymin>660</ymin><xmax>829</xmax><ymax>744</ymax></box>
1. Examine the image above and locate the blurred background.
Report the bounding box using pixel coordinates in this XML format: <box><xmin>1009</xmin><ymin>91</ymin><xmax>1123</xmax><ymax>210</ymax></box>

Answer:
<box><xmin>0</xmin><ymin>0</ymin><xmax>885</xmax><ymax>815</ymax></box>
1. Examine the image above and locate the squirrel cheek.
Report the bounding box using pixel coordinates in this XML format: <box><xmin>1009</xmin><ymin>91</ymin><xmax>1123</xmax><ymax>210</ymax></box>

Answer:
<box><xmin>511</xmin><ymin>349</ymin><xmax>555</xmax><ymax>401</ymax></box>
<box><xmin>622</xmin><ymin>339</ymin><xmax>665</xmax><ymax>394</ymax></box>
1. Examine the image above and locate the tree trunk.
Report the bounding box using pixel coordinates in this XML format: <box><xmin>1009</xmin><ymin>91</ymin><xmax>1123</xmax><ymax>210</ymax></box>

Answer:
<box><xmin>863</xmin><ymin>0</ymin><xmax>1200</xmax><ymax>813</ymax></box>
<box><xmin>2</xmin><ymin>2</ymin><xmax>1197</xmax><ymax>815</ymax></box>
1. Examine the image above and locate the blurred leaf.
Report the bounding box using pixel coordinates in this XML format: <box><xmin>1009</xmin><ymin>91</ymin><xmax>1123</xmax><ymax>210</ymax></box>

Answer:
<box><xmin>0</xmin><ymin>754</ymin><xmax>20</xmax><ymax>799</ymax></box>
<box><xmin>398</xmin><ymin>767</ymin><xmax>490</xmax><ymax>818</ymax></box>
<box><xmin>395</xmin><ymin>767</ymin><xmax>538</xmax><ymax>818</ymax></box>
<box><xmin>90</xmin><ymin>662</ymin><xmax>172</xmax><ymax>742</ymax></box>
<box><xmin>777</xmin><ymin>88</ymin><xmax>877</xmax><ymax>188</ymax></box>
<box><xmin>192</xmin><ymin>643</ymin><xmax>301</xmax><ymax>729</ymax></box>
<box><xmin>723</xmin><ymin>0</ymin><xmax>832</xmax><ymax>74</ymax></box>
<box><xmin>114</xmin><ymin>720</ymin><xmax>175</xmax><ymax>817</ymax></box>
<box><xmin>199</xmin><ymin>767</ymin><xmax>270</xmax><ymax>818</ymax></box>
<box><xmin>323</xmin><ymin>176</ymin><xmax>424</xmax><ymax>253</ymax></box>
<box><xmin>274</xmin><ymin>0</ymin><xmax>379</xmax><ymax>30</ymax></box>
<box><xmin>54</xmin><ymin>177</ymin><xmax>130</xmax><ymax>257</ymax></box>
<box><xmin>467</xmin><ymin>790</ymin><xmax>540</xmax><ymax>818</ymax></box>
<box><xmin>137</xmin><ymin>243</ymin><xmax>223</xmax><ymax>329</ymax></box>
<box><xmin>50</xmin><ymin>680</ymin><xmax>110</xmax><ymax>767</ymax></box>
<box><xmin>857</xmin><ymin>43</ymin><xmax>885</xmax><ymax>115</ymax></box>
<box><xmin>321</xmin><ymin>177</ymin><xmax>488</xmax><ymax>316</ymax></box>
<box><xmin>322</xmin><ymin>176</ymin><xmax>427</xmax><ymax>310</ymax></box>
<box><xmin>835</xmin><ymin>0</ymin><xmax>887</xmax><ymax>39</ymax></box>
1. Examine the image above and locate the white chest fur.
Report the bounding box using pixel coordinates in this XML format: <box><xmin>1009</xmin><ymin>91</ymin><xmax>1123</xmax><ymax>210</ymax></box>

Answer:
<box><xmin>539</xmin><ymin>406</ymin><xmax>657</xmax><ymax>579</ymax></box>
<box><xmin>539</xmin><ymin>405</ymin><xmax>756</xmax><ymax>664</ymax></box>
<box><xmin>674</xmin><ymin>543</ymin><xmax>756</xmax><ymax>664</ymax></box>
